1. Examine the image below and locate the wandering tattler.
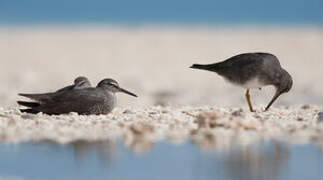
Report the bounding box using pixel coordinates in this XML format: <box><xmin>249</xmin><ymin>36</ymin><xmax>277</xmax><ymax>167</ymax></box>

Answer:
<box><xmin>18</xmin><ymin>78</ymin><xmax>137</xmax><ymax>115</ymax></box>
<box><xmin>190</xmin><ymin>52</ymin><xmax>293</xmax><ymax>112</ymax></box>
<box><xmin>19</xmin><ymin>76</ymin><xmax>92</xmax><ymax>114</ymax></box>
<box><xmin>56</xmin><ymin>76</ymin><xmax>91</xmax><ymax>92</ymax></box>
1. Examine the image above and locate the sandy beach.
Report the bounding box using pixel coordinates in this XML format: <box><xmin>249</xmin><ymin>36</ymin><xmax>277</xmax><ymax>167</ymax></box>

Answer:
<box><xmin>0</xmin><ymin>105</ymin><xmax>323</xmax><ymax>152</ymax></box>
<box><xmin>0</xmin><ymin>26</ymin><xmax>323</xmax><ymax>147</ymax></box>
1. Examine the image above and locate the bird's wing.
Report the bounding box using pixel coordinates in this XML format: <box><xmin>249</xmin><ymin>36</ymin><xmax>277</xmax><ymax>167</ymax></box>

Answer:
<box><xmin>74</xmin><ymin>81</ymin><xmax>91</xmax><ymax>89</ymax></box>
<box><xmin>56</xmin><ymin>81</ymin><xmax>91</xmax><ymax>92</ymax></box>
<box><xmin>56</xmin><ymin>85</ymin><xmax>74</xmax><ymax>92</ymax></box>
<box><xmin>52</xmin><ymin>88</ymin><xmax>103</xmax><ymax>102</ymax></box>
<box><xmin>35</xmin><ymin>89</ymin><xmax>106</xmax><ymax>115</ymax></box>
<box><xmin>17</xmin><ymin>101</ymin><xmax>40</xmax><ymax>108</ymax></box>
<box><xmin>224</xmin><ymin>53</ymin><xmax>263</xmax><ymax>68</ymax></box>
<box><xmin>195</xmin><ymin>53</ymin><xmax>263</xmax><ymax>71</ymax></box>
<box><xmin>18</xmin><ymin>92</ymin><xmax>57</xmax><ymax>103</ymax></box>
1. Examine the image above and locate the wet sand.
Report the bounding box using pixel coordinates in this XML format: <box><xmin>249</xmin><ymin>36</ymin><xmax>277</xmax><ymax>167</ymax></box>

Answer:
<box><xmin>0</xmin><ymin>26</ymin><xmax>323</xmax><ymax>148</ymax></box>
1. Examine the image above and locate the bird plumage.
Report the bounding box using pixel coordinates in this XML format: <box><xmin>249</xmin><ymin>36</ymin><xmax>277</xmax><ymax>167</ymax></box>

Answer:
<box><xmin>191</xmin><ymin>53</ymin><xmax>282</xmax><ymax>86</ymax></box>
<box><xmin>19</xmin><ymin>76</ymin><xmax>93</xmax><ymax>114</ymax></box>
<box><xmin>56</xmin><ymin>76</ymin><xmax>91</xmax><ymax>93</ymax></box>
<box><xmin>18</xmin><ymin>78</ymin><xmax>137</xmax><ymax>115</ymax></box>
<box><xmin>190</xmin><ymin>52</ymin><xmax>292</xmax><ymax>111</ymax></box>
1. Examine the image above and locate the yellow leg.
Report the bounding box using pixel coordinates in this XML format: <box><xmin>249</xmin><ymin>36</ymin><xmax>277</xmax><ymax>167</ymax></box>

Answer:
<box><xmin>245</xmin><ymin>89</ymin><xmax>255</xmax><ymax>112</ymax></box>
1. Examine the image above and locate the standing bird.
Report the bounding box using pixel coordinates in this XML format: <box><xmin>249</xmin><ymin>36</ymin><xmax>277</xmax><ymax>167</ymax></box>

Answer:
<box><xmin>190</xmin><ymin>53</ymin><xmax>292</xmax><ymax>112</ymax></box>
<box><xmin>56</xmin><ymin>76</ymin><xmax>92</xmax><ymax>92</ymax></box>
<box><xmin>18</xmin><ymin>78</ymin><xmax>137</xmax><ymax>115</ymax></box>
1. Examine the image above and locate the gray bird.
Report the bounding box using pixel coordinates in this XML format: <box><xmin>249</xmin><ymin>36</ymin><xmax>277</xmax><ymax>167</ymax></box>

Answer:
<box><xmin>190</xmin><ymin>52</ymin><xmax>293</xmax><ymax>112</ymax></box>
<box><xmin>56</xmin><ymin>76</ymin><xmax>92</xmax><ymax>92</ymax></box>
<box><xmin>18</xmin><ymin>78</ymin><xmax>137</xmax><ymax>115</ymax></box>
<box><xmin>19</xmin><ymin>76</ymin><xmax>92</xmax><ymax>114</ymax></box>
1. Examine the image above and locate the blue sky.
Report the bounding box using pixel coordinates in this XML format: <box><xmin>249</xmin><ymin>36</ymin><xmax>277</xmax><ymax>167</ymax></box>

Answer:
<box><xmin>0</xmin><ymin>0</ymin><xmax>322</xmax><ymax>24</ymax></box>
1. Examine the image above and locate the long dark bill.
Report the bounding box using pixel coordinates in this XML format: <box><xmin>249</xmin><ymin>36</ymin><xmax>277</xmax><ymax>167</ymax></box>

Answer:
<box><xmin>118</xmin><ymin>87</ymin><xmax>138</xmax><ymax>97</ymax></box>
<box><xmin>265</xmin><ymin>91</ymin><xmax>282</xmax><ymax>111</ymax></box>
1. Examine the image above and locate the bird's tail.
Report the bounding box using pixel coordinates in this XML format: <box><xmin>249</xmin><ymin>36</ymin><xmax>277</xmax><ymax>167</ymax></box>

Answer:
<box><xmin>18</xmin><ymin>93</ymin><xmax>53</xmax><ymax>102</ymax></box>
<box><xmin>190</xmin><ymin>63</ymin><xmax>220</xmax><ymax>71</ymax></box>
<box><xmin>17</xmin><ymin>101</ymin><xmax>40</xmax><ymax>108</ymax></box>
<box><xmin>20</xmin><ymin>108</ymin><xmax>40</xmax><ymax>114</ymax></box>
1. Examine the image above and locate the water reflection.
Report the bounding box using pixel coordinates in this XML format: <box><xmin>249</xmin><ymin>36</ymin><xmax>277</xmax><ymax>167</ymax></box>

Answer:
<box><xmin>123</xmin><ymin>123</ymin><xmax>155</xmax><ymax>153</ymax></box>
<box><xmin>71</xmin><ymin>140</ymin><xmax>116</xmax><ymax>165</ymax></box>
<box><xmin>0</xmin><ymin>139</ymin><xmax>322</xmax><ymax>180</ymax></box>
<box><xmin>220</xmin><ymin>142</ymin><xmax>290</xmax><ymax>180</ymax></box>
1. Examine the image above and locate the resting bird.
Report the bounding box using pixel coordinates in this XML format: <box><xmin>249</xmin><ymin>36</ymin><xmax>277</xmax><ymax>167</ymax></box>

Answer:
<box><xmin>18</xmin><ymin>78</ymin><xmax>137</xmax><ymax>115</ymax></box>
<box><xmin>19</xmin><ymin>76</ymin><xmax>92</xmax><ymax>114</ymax></box>
<box><xmin>56</xmin><ymin>76</ymin><xmax>91</xmax><ymax>92</ymax></box>
<box><xmin>190</xmin><ymin>52</ymin><xmax>293</xmax><ymax>112</ymax></box>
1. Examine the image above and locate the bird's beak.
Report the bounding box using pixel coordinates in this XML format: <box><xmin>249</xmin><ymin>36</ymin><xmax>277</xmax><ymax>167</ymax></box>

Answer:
<box><xmin>118</xmin><ymin>87</ymin><xmax>138</xmax><ymax>97</ymax></box>
<box><xmin>265</xmin><ymin>91</ymin><xmax>282</xmax><ymax>111</ymax></box>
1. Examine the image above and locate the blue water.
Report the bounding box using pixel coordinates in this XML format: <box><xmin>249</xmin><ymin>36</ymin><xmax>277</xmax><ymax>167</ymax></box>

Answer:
<box><xmin>0</xmin><ymin>141</ymin><xmax>322</xmax><ymax>180</ymax></box>
<box><xmin>0</xmin><ymin>0</ymin><xmax>322</xmax><ymax>24</ymax></box>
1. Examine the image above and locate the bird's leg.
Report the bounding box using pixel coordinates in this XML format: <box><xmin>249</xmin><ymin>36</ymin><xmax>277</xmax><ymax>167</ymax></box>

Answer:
<box><xmin>245</xmin><ymin>89</ymin><xmax>255</xmax><ymax>112</ymax></box>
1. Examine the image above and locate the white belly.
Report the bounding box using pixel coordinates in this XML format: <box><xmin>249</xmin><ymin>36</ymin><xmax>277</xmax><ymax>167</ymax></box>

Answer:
<box><xmin>241</xmin><ymin>78</ymin><xmax>265</xmax><ymax>89</ymax></box>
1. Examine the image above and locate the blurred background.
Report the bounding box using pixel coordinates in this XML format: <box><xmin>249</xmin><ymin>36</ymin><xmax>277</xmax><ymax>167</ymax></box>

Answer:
<box><xmin>0</xmin><ymin>0</ymin><xmax>323</xmax><ymax>108</ymax></box>
<box><xmin>1</xmin><ymin>1</ymin><xmax>323</xmax><ymax>180</ymax></box>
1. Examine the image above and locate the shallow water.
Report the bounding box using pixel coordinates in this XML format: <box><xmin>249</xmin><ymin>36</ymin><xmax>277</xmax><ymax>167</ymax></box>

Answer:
<box><xmin>1</xmin><ymin>0</ymin><xmax>322</xmax><ymax>24</ymax></box>
<box><xmin>0</xmin><ymin>140</ymin><xmax>322</xmax><ymax>180</ymax></box>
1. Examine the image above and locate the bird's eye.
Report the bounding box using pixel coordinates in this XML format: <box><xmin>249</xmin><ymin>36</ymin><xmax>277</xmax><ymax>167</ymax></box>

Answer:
<box><xmin>109</xmin><ymin>82</ymin><xmax>118</xmax><ymax>87</ymax></box>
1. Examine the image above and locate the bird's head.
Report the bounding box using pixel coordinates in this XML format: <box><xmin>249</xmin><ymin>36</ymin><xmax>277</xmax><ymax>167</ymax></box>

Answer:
<box><xmin>97</xmin><ymin>78</ymin><xmax>137</xmax><ymax>97</ymax></box>
<box><xmin>74</xmin><ymin>76</ymin><xmax>91</xmax><ymax>87</ymax></box>
<box><xmin>265</xmin><ymin>69</ymin><xmax>292</xmax><ymax>111</ymax></box>
<box><xmin>276</xmin><ymin>69</ymin><xmax>293</xmax><ymax>95</ymax></box>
